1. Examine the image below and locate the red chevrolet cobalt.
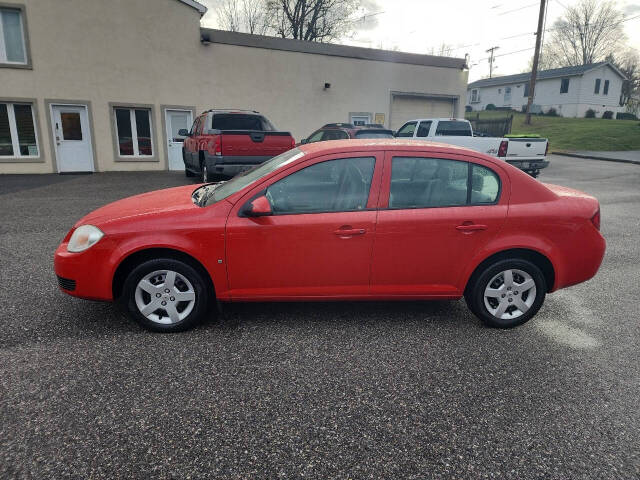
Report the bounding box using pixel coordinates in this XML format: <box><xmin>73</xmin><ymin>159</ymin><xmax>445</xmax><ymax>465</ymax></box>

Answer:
<box><xmin>54</xmin><ymin>140</ymin><xmax>605</xmax><ymax>332</ymax></box>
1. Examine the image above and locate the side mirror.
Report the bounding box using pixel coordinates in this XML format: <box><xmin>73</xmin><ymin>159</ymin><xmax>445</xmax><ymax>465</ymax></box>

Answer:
<box><xmin>243</xmin><ymin>195</ymin><xmax>272</xmax><ymax>217</ymax></box>
<box><xmin>178</xmin><ymin>129</ymin><xmax>190</xmax><ymax>137</ymax></box>
<box><xmin>299</xmin><ymin>138</ymin><xmax>308</xmax><ymax>144</ymax></box>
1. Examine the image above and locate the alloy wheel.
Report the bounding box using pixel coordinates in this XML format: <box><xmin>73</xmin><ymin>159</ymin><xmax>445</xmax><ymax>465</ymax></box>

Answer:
<box><xmin>134</xmin><ymin>270</ymin><xmax>196</xmax><ymax>324</ymax></box>
<box><xmin>483</xmin><ymin>269</ymin><xmax>537</xmax><ymax>320</ymax></box>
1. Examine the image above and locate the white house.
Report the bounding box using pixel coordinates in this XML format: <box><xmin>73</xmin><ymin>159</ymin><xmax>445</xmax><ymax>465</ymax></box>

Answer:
<box><xmin>466</xmin><ymin>62</ymin><xmax>627</xmax><ymax>118</ymax></box>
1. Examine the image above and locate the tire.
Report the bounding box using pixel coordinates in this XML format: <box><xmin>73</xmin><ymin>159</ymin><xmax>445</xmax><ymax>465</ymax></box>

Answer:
<box><xmin>122</xmin><ymin>258</ymin><xmax>210</xmax><ymax>332</ymax></box>
<box><xmin>464</xmin><ymin>258</ymin><xmax>546</xmax><ymax>328</ymax></box>
<box><xmin>183</xmin><ymin>151</ymin><xmax>195</xmax><ymax>177</ymax></box>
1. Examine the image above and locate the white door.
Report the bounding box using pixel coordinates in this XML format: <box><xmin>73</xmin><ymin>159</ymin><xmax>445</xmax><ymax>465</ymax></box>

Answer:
<box><xmin>51</xmin><ymin>105</ymin><xmax>94</xmax><ymax>172</ymax></box>
<box><xmin>165</xmin><ymin>109</ymin><xmax>192</xmax><ymax>171</ymax></box>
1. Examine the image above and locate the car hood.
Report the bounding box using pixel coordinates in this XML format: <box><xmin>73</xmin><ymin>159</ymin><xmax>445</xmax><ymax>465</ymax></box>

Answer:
<box><xmin>75</xmin><ymin>185</ymin><xmax>201</xmax><ymax>227</ymax></box>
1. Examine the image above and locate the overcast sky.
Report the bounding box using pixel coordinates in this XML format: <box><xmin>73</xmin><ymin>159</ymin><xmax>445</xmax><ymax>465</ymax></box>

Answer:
<box><xmin>199</xmin><ymin>0</ymin><xmax>640</xmax><ymax>82</ymax></box>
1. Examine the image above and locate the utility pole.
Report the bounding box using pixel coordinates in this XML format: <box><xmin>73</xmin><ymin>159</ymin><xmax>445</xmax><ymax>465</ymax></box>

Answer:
<box><xmin>486</xmin><ymin>46</ymin><xmax>499</xmax><ymax>78</ymax></box>
<box><xmin>525</xmin><ymin>0</ymin><xmax>547</xmax><ymax>125</ymax></box>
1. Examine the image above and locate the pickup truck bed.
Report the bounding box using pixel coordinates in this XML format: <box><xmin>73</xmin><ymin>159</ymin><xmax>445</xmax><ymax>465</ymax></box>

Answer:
<box><xmin>182</xmin><ymin>110</ymin><xmax>295</xmax><ymax>180</ymax></box>
<box><xmin>396</xmin><ymin>118</ymin><xmax>549</xmax><ymax>177</ymax></box>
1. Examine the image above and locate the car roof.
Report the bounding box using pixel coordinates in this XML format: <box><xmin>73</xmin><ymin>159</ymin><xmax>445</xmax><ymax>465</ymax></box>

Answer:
<box><xmin>407</xmin><ymin>118</ymin><xmax>469</xmax><ymax>123</ymax></box>
<box><xmin>298</xmin><ymin>138</ymin><xmax>488</xmax><ymax>159</ymax></box>
<box><xmin>204</xmin><ymin>109</ymin><xmax>261</xmax><ymax>115</ymax></box>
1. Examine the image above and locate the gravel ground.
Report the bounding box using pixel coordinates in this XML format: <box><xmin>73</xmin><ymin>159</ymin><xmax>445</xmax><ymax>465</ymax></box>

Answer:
<box><xmin>1</xmin><ymin>156</ymin><xmax>639</xmax><ymax>479</ymax></box>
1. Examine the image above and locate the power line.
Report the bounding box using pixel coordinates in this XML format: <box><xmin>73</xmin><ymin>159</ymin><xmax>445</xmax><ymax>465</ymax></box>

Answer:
<box><xmin>497</xmin><ymin>2</ymin><xmax>539</xmax><ymax>15</ymax></box>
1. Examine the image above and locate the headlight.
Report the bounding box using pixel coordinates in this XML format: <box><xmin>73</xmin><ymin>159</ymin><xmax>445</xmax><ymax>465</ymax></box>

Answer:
<box><xmin>67</xmin><ymin>225</ymin><xmax>104</xmax><ymax>253</ymax></box>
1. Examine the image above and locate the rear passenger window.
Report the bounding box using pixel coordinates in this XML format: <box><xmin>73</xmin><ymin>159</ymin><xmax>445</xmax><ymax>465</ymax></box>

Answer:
<box><xmin>416</xmin><ymin>121</ymin><xmax>431</xmax><ymax>137</ymax></box>
<box><xmin>470</xmin><ymin>164</ymin><xmax>500</xmax><ymax>203</ymax></box>
<box><xmin>390</xmin><ymin>157</ymin><xmax>468</xmax><ymax>208</ymax></box>
<box><xmin>389</xmin><ymin>157</ymin><xmax>501</xmax><ymax>209</ymax></box>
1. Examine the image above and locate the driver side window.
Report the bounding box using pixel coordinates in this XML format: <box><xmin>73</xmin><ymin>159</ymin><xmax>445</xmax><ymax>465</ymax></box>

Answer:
<box><xmin>266</xmin><ymin>157</ymin><xmax>375</xmax><ymax>215</ymax></box>
<box><xmin>396</xmin><ymin>121</ymin><xmax>417</xmax><ymax>137</ymax></box>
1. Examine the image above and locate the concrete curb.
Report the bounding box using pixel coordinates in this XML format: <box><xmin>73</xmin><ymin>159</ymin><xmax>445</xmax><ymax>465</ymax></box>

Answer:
<box><xmin>553</xmin><ymin>151</ymin><xmax>640</xmax><ymax>166</ymax></box>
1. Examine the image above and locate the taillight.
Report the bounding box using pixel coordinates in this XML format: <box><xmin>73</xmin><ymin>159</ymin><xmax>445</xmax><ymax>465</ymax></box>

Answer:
<box><xmin>545</xmin><ymin>141</ymin><xmax>549</xmax><ymax>156</ymax></box>
<box><xmin>291</xmin><ymin>137</ymin><xmax>296</xmax><ymax>149</ymax></box>
<box><xmin>498</xmin><ymin>140</ymin><xmax>508</xmax><ymax>157</ymax></box>
<box><xmin>591</xmin><ymin>208</ymin><xmax>600</xmax><ymax>230</ymax></box>
<box><xmin>214</xmin><ymin>139</ymin><xmax>222</xmax><ymax>156</ymax></box>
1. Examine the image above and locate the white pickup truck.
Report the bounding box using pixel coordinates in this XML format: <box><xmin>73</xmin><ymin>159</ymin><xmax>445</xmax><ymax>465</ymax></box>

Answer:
<box><xmin>396</xmin><ymin>118</ymin><xmax>549</xmax><ymax>177</ymax></box>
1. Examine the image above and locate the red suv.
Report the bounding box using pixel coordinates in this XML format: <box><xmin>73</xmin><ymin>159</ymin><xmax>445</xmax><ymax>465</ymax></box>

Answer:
<box><xmin>181</xmin><ymin>110</ymin><xmax>295</xmax><ymax>181</ymax></box>
<box><xmin>299</xmin><ymin>123</ymin><xmax>394</xmax><ymax>145</ymax></box>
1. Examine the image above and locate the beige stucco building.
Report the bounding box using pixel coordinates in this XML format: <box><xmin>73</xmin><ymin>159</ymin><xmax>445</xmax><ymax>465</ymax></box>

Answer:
<box><xmin>0</xmin><ymin>0</ymin><xmax>468</xmax><ymax>174</ymax></box>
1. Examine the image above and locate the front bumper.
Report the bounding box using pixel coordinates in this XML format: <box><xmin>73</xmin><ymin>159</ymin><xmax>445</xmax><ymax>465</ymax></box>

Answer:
<box><xmin>54</xmin><ymin>241</ymin><xmax>114</xmax><ymax>301</ymax></box>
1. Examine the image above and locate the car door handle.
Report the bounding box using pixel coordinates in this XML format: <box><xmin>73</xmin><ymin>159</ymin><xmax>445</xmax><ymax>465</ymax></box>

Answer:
<box><xmin>456</xmin><ymin>223</ymin><xmax>488</xmax><ymax>232</ymax></box>
<box><xmin>334</xmin><ymin>227</ymin><xmax>366</xmax><ymax>236</ymax></box>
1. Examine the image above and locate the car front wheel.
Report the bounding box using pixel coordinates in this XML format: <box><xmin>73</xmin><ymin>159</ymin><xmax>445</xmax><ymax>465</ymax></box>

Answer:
<box><xmin>122</xmin><ymin>258</ymin><xmax>210</xmax><ymax>332</ymax></box>
<box><xmin>465</xmin><ymin>258</ymin><xmax>546</xmax><ymax>328</ymax></box>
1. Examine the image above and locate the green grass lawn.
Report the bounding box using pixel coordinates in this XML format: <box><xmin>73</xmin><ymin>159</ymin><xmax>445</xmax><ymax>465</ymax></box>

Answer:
<box><xmin>465</xmin><ymin>111</ymin><xmax>640</xmax><ymax>151</ymax></box>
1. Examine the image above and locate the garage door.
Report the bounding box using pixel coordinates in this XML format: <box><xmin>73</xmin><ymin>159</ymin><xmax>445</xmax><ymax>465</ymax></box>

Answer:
<box><xmin>390</xmin><ymin>96</ymin><xmax>455</xmax><ymax>131</ymax></box>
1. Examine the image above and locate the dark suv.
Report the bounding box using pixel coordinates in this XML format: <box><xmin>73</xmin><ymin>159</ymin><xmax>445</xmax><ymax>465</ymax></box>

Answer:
<box><xmin>299</xmin><ymin>123</ymin><xmax>394</xmax><ymax>145</ymax></box>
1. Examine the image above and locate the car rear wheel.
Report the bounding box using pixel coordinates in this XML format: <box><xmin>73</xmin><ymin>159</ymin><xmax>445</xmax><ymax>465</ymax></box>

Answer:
<box><xmin>465</xmin><ymin>258</ymin><xmax>546</xmax><ymax>328</ymax></box>
<box><xmin>122</xmin><ymin>258</ymin><xmax>210</xmax><ymax>332</ymax></box>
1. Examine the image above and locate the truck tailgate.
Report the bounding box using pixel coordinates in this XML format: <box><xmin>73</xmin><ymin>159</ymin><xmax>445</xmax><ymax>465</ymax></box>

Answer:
<box><xmin>220</xmin><ymin>131</ymin><xmax>293</xmax><ymax>159</ymax></box>
<box><xmin>505</xmin><ymin>137</ymin><xmax>547</xmax><ymax>160</ymax></box>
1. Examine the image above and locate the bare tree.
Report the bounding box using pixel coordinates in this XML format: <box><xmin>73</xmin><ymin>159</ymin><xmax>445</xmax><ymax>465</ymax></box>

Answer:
<box><xmin>219</xmin><ymin>0</ymin><xmax>242</xmax><ymax>32</ymax></box>
<box><xmin>607</xmin><ymin>49</ymin><xmax>640</xmax><ymax>107</ymax></box>
<box><xmin>541</xmin><ymin>0</ymin><xmax>626</xmax><ymax>67</ymax></box>
<box><xmin>266</xmin><ymin>0</ymin><xmax>361</xmax><ymax>42</ymax></box>
<box><xmin>218</xmin><ymin>0</ymin><xmax>362</xmax><ymax>42</ymax></box>
<box><xmin>428</xmin><ymin>43</ymin><xmax>454</xmax><ymax>57</ymax></box>
<box><xmin>219</xmin><ymin>0</ymin><xmax>271</xmax><ymax>35</ymax></box>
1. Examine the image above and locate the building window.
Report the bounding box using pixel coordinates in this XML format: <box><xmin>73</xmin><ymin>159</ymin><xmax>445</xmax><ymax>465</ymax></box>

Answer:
<box><xmin>114</xmin><ymin>107</ymin><xmax>153</xmax><ymax>157</ymax></box>
<box><xmin>603</xmin><ymin>80</ymin><xmax>609</xmax><ymax>95</ymax></box>
<box><xmin>471</xmin><ymin>89</ymin><xmax>479</xmax><ymax>103</ymax></box>
<box><xmin>0</xmin><ymin>102</ymin><xmax>38</xmax><ymax>157</ymax></box>
<box><xmin>560</xmin><ymin>78</ymin><xmax>570</xmax><ymax>94</ymax></box>
<box><xmin>0</xmin><ymin>7</ymin><xmax>27</xmax><ymax>65</ymax></box>
<box><xmin>594</xmin><ymin>79</ymin><xmax>601</xmax><ymax>94</ymax></box>
<box><xmin>523</xmin><ymin>82</ymin><xmax>530</xmax><ymax>97</ymax></box>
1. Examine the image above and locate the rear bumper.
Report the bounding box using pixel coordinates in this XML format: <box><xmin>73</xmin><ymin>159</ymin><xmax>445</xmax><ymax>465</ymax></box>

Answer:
<box><xmin>553</xmin><ymin>226</ymin><xmax>606</xmax><ymax>291</ymax></box>
<box><xmin>506</xmin><ymin>159</ymin><xmax>550</xmax><ymax>171</ymax></box>
<box><xmin>204</xmin><ymin>153</ymin><xmax>271</xmax><ymax>176</ymax></box>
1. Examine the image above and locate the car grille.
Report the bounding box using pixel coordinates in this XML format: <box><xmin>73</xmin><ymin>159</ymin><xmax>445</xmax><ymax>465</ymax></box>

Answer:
<box><xmin>57</xmin><ymin>276</ymin><xmax>76</xmax><ymax>291</ymax></box>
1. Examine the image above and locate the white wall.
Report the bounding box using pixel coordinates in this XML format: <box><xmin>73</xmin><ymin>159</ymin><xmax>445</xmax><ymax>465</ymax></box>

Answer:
<box><xmin>1</xmin><ymin>0</ymin><xmax>468</xmax><ymax>173</ymax></box>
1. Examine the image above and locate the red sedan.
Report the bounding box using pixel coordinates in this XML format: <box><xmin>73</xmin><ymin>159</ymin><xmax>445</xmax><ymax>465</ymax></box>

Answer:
<box><xmin>54</xmin><ymin>140</ymin><xmax>605</xmax><ymax>332</ymax></box>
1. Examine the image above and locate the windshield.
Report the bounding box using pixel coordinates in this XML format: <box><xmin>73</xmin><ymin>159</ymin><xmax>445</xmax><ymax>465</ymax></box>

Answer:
<box><xmin>199</xmin><ymin>148</ymin><xmax>305</xmax><ymax>206</ymax></box>
<box><xmin>212</xmin><ymin>114</ymin><xmax>275</xmax><ymax>131</ymax></box>
<box><xmin>355</xmin><ymin>130</ymin><xmax>394</xmax><ymax>139</ymax></box>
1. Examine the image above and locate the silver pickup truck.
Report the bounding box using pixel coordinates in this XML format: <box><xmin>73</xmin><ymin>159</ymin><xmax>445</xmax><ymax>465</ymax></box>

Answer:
<box><xmin>396</xmin><ymin>118</ymin><xmax>549</xmax><ymax>177</ymax></box>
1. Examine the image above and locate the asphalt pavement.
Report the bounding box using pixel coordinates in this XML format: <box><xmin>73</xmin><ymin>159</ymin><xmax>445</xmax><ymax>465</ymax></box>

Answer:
<box><xmin>1</xmin><ymin>156</ymin><xmax>639</xmax><ymax>479</ymax></box>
